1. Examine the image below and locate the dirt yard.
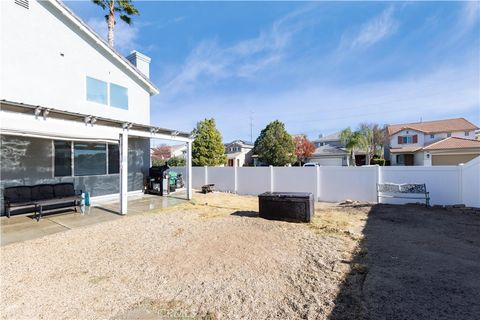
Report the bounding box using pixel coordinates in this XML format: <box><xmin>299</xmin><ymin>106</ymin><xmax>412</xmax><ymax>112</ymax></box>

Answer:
<box><xmin>1</xmin><ymin>192</ymin><xmax>479</xmax><ymax>320</ymax></box>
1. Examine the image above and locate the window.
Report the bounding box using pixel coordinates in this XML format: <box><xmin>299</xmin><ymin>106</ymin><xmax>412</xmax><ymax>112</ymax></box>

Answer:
<box><xmin>430</xmin><ymin>134</ymin><xmax>435</xmax><ymax>139</ymax></box>
<box><xmin>447</xmin><ymin>133</ymin><xmax>451</xmax><ymax>137</ymax></box>
<box><xmin>86</xmin><ymin>77</ymin><xmax>107</xmax><ymax>105</ymax></box>
<box><xmin>402</xmin><ymin>136</ymin><xmax>413</xmax><ymax>144</ymax></box>
<box><xmin>465</xmin><ymin>131</ymin><xmax>470</xmax><ymax>136</ymax></box>
<box><xmin>108</xmin><ymin>144</ymin><xmax>119</xmax><ymax>174</ymax></box>
<box><xmin>110</xmin><ymin>83</ymin><xmax>128</xmax><ymax>109</ymax></box>
<box><xmin>74</xmin><ymin>143</ymin><xmax>106</xmax><ymax>176</ymax></box>
<box><xmin>54</xmin><ymin>141</ymin><xmax>72</xmax><ymax>177</ymax></box>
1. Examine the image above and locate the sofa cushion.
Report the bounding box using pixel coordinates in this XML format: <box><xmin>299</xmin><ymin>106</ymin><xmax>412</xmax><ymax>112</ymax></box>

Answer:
<box><xmin>4</xmin><ymin>186</ymin><xmax>32</xmax><ymax>203</ymax></box>
<box><xmin>31</xmin><ymin>185</ymin><xmax>54</xmax><ymax>201</ymax></box>
<box><xmin>53</xmin><ymin>183</ymin><xmax>75</xmax><ymax>198</ymax></box>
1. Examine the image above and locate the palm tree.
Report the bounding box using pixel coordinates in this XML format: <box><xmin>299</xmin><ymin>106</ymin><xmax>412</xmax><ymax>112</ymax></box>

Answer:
<box><xmin>92</xmin><ymin>0</ymin><xmax>139</xmax><ymax>47</ymax></box>
<box><xmin>340</xmin><ymin>128</ymin><xmax>366</xmax><ymax>166</ymax></box>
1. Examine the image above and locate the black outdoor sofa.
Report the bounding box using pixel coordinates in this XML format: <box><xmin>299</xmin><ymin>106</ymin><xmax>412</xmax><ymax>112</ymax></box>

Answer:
<box><xmin>3</xmin><ymin>183</ymin><xmax>82</xmax><ymax>221</ymax></box>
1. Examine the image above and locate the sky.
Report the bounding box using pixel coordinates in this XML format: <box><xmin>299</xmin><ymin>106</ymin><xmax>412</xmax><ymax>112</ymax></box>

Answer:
<box><xmin>66</xmin><ymin>0</ymin><xmax>480</xmax><ymax>143</ymax></box>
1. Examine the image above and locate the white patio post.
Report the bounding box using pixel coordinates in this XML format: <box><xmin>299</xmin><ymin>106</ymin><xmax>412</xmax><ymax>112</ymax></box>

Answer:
<box><xmin>120</xmin><ymin>132</ymin><xmax>128</xmax><ymax>214</ymax></box>
<box><xmin>186</xmin><ymin>141</ymin><xmax>193</xmax><ymax>200</ymax></box>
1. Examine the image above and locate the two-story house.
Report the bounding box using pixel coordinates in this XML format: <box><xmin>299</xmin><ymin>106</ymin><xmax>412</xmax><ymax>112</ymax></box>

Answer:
<box><xmin>0</xmin><ymin>0</ymin><xmax>193</xmax><ymax>215</ymax></box>
<box><xmin>224</xmin><ymin>140</ymin><xmax>254</xmax><ymax>167</ymax></box>
<box><xmin>309</xmin><ymin>132</ymin><xmax>368</xmax><ymax>166</ymax></box>
<box><xmin>387</xmin><ymin>118</ymin><xmax>480</xmax><ymax>166</ymax></box>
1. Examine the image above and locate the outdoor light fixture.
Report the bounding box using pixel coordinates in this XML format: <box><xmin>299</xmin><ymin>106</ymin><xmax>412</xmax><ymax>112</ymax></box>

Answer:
<box><xmin>171</xmin><ymin>130</ymin><xmax>179</xmax><ymax>136</ymax></box>
<box><xmin>34</xmin><ymin>107</ymin><xmax>42</xmax><ymax>117</ymax></box>
<box><xmin>84</xmin><ymin>115</ymin><xmax>96</xmax><ymax>125</ymax></box>
<box><xmin>150</xmin><ymin>127</ymin><xmax>159</xmax><ymax>134</ymax></box>
<box><xmin>42</xmin><ymin>109</ymin><xmax>50</xmax><ymax>119</ymax></box>
<box><xmin>122</xmin><ymin>122</ymin><xmax>133</xmax><ymax>130</ymax></box>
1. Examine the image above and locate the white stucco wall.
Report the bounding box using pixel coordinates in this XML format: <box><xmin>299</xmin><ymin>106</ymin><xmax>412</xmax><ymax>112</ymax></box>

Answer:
<box><xmin>390</xmin><ymin>129</ymin><xmax>424</xmax><ymax>149</ymax></box>
<box><xmin>1</xmin><ymin>0</ymin><xmax>152</xmax><ymax>125</ymax></box>
<box><xmin>390</xmin><ymin>130</ymin><xmax>476</xmax><ymax>148</ymax></box>
<box><xmin>414</xmin><ymin>151</ymin><xmax>425</xmax><ymax>166</ymax></box>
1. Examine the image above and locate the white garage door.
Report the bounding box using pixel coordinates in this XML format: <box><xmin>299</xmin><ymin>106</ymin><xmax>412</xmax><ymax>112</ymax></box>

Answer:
<box><xmin>317</xmin><ymin>157</ymin><xmax>343</xmax><ymax>166</ymax></box>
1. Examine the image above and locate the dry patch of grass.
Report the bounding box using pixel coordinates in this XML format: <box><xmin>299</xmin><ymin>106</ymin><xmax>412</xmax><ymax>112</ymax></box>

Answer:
<box><xmin>310</xmin><ymin>204</ymin><xmax>369</xmax><ymax>240</ymax></box>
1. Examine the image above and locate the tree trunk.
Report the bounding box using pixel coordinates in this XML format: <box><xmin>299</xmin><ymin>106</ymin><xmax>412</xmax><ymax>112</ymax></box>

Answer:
<box><xmin>351</xmin><ymin>149</ymin><xmax>356</xmax><ymax>166</ymax></box>
<box><xmin>107</xmin><ymin>1</ymin><xmax>115</xmax><ymax>47</ymax></box>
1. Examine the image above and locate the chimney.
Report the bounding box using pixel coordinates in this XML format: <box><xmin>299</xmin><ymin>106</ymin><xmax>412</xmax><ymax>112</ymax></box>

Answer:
<box><xmin>126</xmin><ymin>50</ymin><xmax>151</xmax><ymax>78</ymax></box>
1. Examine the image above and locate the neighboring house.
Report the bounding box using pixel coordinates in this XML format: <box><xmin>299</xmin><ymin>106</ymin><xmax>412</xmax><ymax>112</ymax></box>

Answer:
<box><xmin>224</xmin><ymin>140</ymin><xmax>254</xmax><ymax>167</ymax></box>
<box><xmin>312</xmin><ymin>132</ymin><xmax>344</xmax><ymax>148</ymax></box>
<box><xmin>171</xmin><ymin>144</ymin><xmax>187</xmax><ymax>158</ymax></box>
<box><xmin>387</xmin><ymin>118</ymin><xmax>480</xmax><ymax>166</ymax></box>
<box><xmin>309</xmin><ymin>132</ymin><xmax>366</xmax><ymax>166</ymax></box>
<box><xmin>307</xmin><ymin>145</ymin><xmax>348</xmax><ymax>166</ymax></box>
<box><xmin>0</xmin><ymin>0</ymin><xmax>192</xmax><ymax>215</ymax></box>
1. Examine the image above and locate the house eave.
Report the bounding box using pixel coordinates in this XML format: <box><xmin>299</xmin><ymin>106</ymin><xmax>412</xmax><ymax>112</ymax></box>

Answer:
<box><xmin>49</xmin><ymin>0</ymin><xmax>159</xmax><ymax>96</ymax></box>
<box><xmin>0</xmin><ymin>99</ymin><xmax>192</xmax><ymax>141</ymax></box>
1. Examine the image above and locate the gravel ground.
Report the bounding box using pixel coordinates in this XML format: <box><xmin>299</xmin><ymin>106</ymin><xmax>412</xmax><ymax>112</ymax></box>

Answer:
<box><xmin>1</xmin><ymin>193</ymin><xmax>479</xmax><ymax>320</ymax></box>
<box><xmin>1</xmin><ymin>193</ymin><xmax>366</xmax><ymax>320</ymax></box>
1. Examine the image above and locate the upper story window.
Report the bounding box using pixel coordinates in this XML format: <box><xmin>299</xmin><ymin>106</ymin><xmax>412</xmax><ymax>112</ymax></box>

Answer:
<box><xmin>398</xmin><ymin>134</ymin><xmax>418</xmax><ymax>145</ymax></box>
<box><xmin>86</xmin><ymin>76</ymin><xmax>129</xmax><ymax>110</ymax></box>
<box><xmin>430</xmin><ymin>134</ymin><xmax>435</xmax><ymax>139</ymax></box>
<box><xmin>447</xmin><ymin>133</ymin><xmax>452</xmax><ymax>137</ymax></box>
<box><xmin>86</xmin><ymin>77</ymin><xmax>107</xmax><ymax>105</ymax></box>
<box><xmin>110</xmin><ymin>83</ymin><xmax>128</xmax><ymax>109</ymax></box>
<box><xmin>465</xmin><ymin>131</ymin><xmax>470</xmax><ymax>136</ymax></box>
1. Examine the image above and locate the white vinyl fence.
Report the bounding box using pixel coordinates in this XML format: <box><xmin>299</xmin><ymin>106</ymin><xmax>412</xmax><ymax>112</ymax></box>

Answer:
<box><xmin>171</xmin><ymin>157</ymin><xmax>480</xmax><ymax>207</ymax></box>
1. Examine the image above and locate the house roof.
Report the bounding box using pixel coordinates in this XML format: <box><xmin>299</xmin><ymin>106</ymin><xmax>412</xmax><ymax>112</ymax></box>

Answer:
<box><xmin>224</xmin><ymin>140</ymin><xmax>254</xmax><ymax>147</ymax></box>
<box><xmin>312</xmin><ymin>145</ymin><xmax>347</xmax><ymax>156</ymax></box>
<box><xmin>423</xmin><ymin>137</ymin><xmax>480</xmax><ymax>151</ymax></box>
<box><xmin>312</xmin><ymin>132</ymin><xmax>341</xmax><ymax>143</ymax></box>
<box><xmin>390</xmin><ymin>146</ymin><xmax>423</xmax><ymax>154</ymax></box>
<box><xmin>51</xmin><ymin>0</ymin><xmax>159</xmax><ymax>95</ymax></box>
<box><xmin>387</xmin><ymin>118</ymin><xmax>478</xmax><ymax>136</ymax></box>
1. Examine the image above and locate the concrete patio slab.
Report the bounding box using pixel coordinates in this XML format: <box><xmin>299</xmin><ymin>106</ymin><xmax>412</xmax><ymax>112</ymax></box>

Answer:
<box><xmin>0</xmin><ymin>193</ymin><xmax>187</xmax><ymax>246</ymax></box>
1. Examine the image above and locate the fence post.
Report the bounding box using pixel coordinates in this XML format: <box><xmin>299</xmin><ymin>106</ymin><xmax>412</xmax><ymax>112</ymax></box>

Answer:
<box><xmin>375</xmin><ymin>165</ymin><xmax>381</xmax><ymax>203</ymax></box>
<box><xmin>316</xmin><ymin>165</ymin><xmax>320</xmax><ymax>202</ymax></box>
<box><xmin>234</xmin><ymin>166</ymin><xmax>238</xmax><ymax>194</ymax></box>
<box><xmin>458</xmin><ymin>164</ymin><xmax>463</xmax><ymax>204</ymax></box>
<box><xmin>269</xmin><ymin>165</ymin><xmax>274</xmax><ymax>192</ymax></box>
<box><xmin>204</xmin><ymin>166</ymin><xmax>208</xmax><ymax>185</ymax></box>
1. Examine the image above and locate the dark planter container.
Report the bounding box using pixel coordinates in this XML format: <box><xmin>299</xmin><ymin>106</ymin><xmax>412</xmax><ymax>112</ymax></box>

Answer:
<box><xmin>258</xmin><ymin>192</ymin><xmax>314</xmax><ymax>223</ymax></box>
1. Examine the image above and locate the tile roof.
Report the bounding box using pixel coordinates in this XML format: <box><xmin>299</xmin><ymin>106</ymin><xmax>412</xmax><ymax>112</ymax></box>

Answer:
<box><xmin>390</xmin><ymin>146</ymin><xmax>423</xmax><ymax>153</ymax></box>
<box><xmin>387</xmin><ymin>118</ymin><xmax>478</xmax><ymax>136</ymax></box>
<box><xmin>423</xmin><ymin>137</ymin><xmax>480</xmax><ymax>151</ymax></box>
<box><xmin>312</xmin><ymin>145</ymin><xmax>347</xmax><ymax>156</ymax></box>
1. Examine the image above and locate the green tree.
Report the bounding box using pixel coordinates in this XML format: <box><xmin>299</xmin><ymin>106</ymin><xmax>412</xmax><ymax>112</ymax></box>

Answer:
<box><xmin>167</xmin><ymin>156</ymin><xmax>186</xmax><ymax>167</ymax></box>
<box><xmin>340</xmin><ymin>128</ymin><xmax>367</xmax><ymax>166</ymax></box>
<box><xmin>191</xmin><ymin>119</ymin><xmax>227</xmax><ymax>166</ymax></box>
<box><xmin>92</xmin><ymin>0</ymin><xmax>139</xmax><ymax>47</ymax></box>
<box><xmin>254</xmin><ymin>120</ymin><xmax>296</xmax><ymax>166</ymax></box>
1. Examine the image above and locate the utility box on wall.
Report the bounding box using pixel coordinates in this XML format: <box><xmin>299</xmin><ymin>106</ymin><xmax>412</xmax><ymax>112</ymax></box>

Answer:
<box><xmin>258</xmin><ymin>192</ymin><xmax>315</xmax><ymax>223</ymax></box>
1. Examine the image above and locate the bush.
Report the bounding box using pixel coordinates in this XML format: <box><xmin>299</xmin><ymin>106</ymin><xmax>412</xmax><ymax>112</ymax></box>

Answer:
<box><xmin>371</xmin><ymin>158</ymin><xmax>385</xmax><ymax>166</ymax></box>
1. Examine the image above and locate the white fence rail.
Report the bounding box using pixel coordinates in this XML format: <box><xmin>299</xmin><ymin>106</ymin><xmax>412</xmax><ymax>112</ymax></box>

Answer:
<box><xmin>171</xmin><ymin>158</ymin><xmax>480</xmax><ymax>206</ymax></box>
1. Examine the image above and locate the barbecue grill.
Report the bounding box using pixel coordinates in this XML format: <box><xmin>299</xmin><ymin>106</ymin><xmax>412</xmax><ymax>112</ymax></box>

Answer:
<box><xmin>145</xmin><ymin>165</ymin><xmax>170</xmax><ymax>196</ymax></box>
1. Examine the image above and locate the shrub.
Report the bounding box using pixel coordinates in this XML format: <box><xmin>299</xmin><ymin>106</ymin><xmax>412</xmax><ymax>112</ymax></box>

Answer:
<box><xmin>371</xmin><ymin>158</ymin><xmax>385</xmax><ymax>166</ymax></box>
